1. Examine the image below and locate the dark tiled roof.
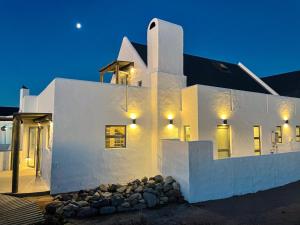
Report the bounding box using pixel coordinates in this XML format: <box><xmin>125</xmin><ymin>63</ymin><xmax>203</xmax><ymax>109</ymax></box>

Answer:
<box><xmin>262</xmin><ymin>71</ymin><xmax>300</xmax><ymax>98</ymax></box>
<box><xmin>0</xmin><ymin>106</ymin><xmax>19</xmax><ymax>116</ymax></box>
<box><xmin>131</xmin><ymin>42</ymin><xmax>270</xmax><ymax>94</ymax></box>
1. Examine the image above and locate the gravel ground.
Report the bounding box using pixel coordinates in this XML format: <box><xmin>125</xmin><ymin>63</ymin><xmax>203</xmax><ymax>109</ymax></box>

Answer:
<box><xmin>27</xmin><ymin>181</ymin><xmax>300</xmax><ymax>225</ymax></box>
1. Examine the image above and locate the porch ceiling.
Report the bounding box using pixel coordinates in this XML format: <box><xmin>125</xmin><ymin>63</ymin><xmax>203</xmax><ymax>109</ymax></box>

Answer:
<box><xmin>13</xmin><ymin>113</ymin><xmax>52</xmax><ymax>123</ymax></box>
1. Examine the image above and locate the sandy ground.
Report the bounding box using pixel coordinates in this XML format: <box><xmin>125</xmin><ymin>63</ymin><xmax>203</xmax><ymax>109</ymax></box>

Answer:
<box><xmin>26</xmin><ymin>181</ymin><xmax>300</xmax><ymax>225</ymax></box>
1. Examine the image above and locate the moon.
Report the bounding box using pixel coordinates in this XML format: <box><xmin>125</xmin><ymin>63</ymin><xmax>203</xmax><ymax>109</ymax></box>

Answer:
<box><xmin>76</xmin><ymin>23</ymin><xmax>82</xmax><ymax>29</ymax></box>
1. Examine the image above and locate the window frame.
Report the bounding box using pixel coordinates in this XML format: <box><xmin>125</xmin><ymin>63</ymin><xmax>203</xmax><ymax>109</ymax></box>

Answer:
<box><xmin>276</xmin><ymin>126</ymin><xmax>282</xmax><ymax>143</ymax></box>
<box><xmin>253</xmin><ymin>125</ymin><xmax>261</xmax><ymax>155</ymax></box>
<box><xmin>105</xmin><ymin>125</ymin><xmax>127</xmax><ymax>149</ymax></box>
<box><xmin>296</xmin><ymin>126</ymin><xmax>300</xmax><ymax>142</ymax></box>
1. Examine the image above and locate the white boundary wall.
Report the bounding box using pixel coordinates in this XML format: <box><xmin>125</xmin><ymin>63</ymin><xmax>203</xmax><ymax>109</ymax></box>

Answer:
<box><xmin>161</xmin><ymin>139</ymin><xmax>300</xmax><ymax>203</ymax></box>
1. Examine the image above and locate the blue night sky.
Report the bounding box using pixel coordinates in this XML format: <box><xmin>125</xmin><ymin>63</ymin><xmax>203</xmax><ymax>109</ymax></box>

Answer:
<box><xmin>1</xmin><ymin>0</ymin><xmax>300</xmax><ymax>106</ymax></box>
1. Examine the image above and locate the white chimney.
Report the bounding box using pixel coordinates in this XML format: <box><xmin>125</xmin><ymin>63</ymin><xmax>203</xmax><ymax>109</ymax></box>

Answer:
<box><xmin>19</xmin><ymin>85</ymin><xmax>29</xmax><ymax>112</ymax></box>
<box><xmin>147</xmin><ymin>18</ymin><xmax>183</xmax><ymax>75</ymax></box>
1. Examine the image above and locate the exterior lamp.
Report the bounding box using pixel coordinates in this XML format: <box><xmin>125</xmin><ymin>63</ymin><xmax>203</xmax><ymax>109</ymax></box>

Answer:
<box><xmin>0</xmin><ymin>126</ymin><xmax>6</xmax><ymax>131</ymax></box>
<box><xmin>222</xmin><ymin>119</ymin><xmax>228</xmax><ymax>125</ymax></box>
<box><xmin>130</xmin><ymin>118</ymin><xmax>137</xmax><ymax>129</ymax></box>
<box><xmin>284</xmin><ymin>120</ymin><xmax>289</xmax><ymax>124</ymax></box>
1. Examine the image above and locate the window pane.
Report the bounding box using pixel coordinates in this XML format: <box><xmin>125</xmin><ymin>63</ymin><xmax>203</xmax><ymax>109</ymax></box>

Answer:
<box><xmin>253</xmin><ymin>126</ymin><xmax>260</xmax><ymax>138</ymax></box>
<box><xmin>105</xmin><ymin>125</ymin><xmax>126</xmax><ymax>148</ymax></box>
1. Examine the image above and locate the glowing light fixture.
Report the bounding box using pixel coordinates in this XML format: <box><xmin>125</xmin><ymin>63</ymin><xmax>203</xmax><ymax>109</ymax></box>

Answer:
<box><xmin>285</xmin><ymin>120</ymin><xmax>289</xmax><ymax>124</ymax></box>
<box><xmin>222</xmin><ymin>119</ymin><xmax>228</xmax><ymax>125</ymax></box>
<box><xmin>130</xmin><ymin>67</ymin><xmax>135</xmax><ymax>75</ymax></box>
<box><xmin>0</xmin><ymin>126</ymin><xmax>6</xmax><ymax>131</ymax></box>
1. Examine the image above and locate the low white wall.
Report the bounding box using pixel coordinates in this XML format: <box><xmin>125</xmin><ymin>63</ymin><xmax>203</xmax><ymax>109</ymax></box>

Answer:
<box><xmin>161</xmin><ymin>139</ymin><xmax>300</xmax><ymax>203</ymax></box>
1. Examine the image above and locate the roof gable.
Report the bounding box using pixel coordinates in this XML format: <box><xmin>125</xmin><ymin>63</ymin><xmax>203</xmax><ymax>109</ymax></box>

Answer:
<box><xmin>131</xmin><ymin>42</ymin><xmax>270</xmax><ymax>94</ymax></box>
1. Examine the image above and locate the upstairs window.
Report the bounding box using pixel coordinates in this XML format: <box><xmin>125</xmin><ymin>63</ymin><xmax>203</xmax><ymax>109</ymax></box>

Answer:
<box><xmin>296</xmin><ymin>126</ymin><xmax>300</xmax><ymax>142</ymax></box>
<box><xmin>105</xmin><ymin>125</ymin><xmax>126</xmax><ymax>148</ymax></box>
<box><xmin>276</xmin><ymin>126</ymin><xmax>282</xmax><ymax>143</ymax></box>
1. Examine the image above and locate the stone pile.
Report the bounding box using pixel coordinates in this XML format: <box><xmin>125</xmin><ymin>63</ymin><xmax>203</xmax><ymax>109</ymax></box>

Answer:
<box><xmin>45</xmin><ymin>175</ymin><xmax>183</xmax><ymax>219</ymax></box>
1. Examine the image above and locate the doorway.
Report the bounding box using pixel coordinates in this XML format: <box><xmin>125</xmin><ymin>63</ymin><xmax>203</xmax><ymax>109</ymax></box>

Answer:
<box><xmin>26</xmin><ymin>127</ymin><xmax>41</xmax><ymax>176</ymax></box>
<box><xmin>216</xmin><ymin>125</ymin><xmax>231</xmax><ymax>159</ymax></box>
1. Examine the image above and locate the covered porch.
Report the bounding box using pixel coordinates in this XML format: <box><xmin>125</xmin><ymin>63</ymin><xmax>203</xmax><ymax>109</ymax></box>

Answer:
<box><xmin>0</xmin><ymin>113</ymin><xmax>52</xmax><ymax>194</ymax></box>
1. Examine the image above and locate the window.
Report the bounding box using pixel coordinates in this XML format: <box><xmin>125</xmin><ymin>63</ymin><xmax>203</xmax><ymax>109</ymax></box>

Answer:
<box><xmin>276</xmin><ymin>126</ymin><xmax>282</xmax><ymax>143</ymax></box>
<box><xmin>216</xmin><ymin>125</ymin><xmax>231</xmax><ymax>159</ymax></box>
<box><xmin>105</xmin><ymin>125</ymin><xmax>126</xmax><ymax>148</ymax></box>
<box><xmin>184</xmin><ymin>125</ymin><xmax>191</xmax><ymax>141</ymax></box>
<box><xmin>253</xmin><ymin>126</ymin><xmax>261</xmax><ymax>155</ymax></box>
<box><xmin>296</xmin><ymin>126</ymin><xmax>300</xmax><ymax>142</ymax></box>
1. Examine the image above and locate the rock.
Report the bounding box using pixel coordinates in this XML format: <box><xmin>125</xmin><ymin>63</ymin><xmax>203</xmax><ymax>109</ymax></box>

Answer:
<box><xmin>111</xmin><ymin>195</ymin><xmax>124</xmax><ymax>207</ymax></box>
<box><xmin>53</xmin><ymin>194</ymin><xmax>62</xmax><ymax>201</ymax></box>
<box><xmin>125</xmin><ymin>186</ymin><xmax>133</xmax><ymax>194</ymax></box>
<box><xmin>154</xmin><ymin>175</ymin><xmax>164</xmax><ymax>183</ymax></box>
<box><xmin>63</xmin><ymin>203</ymin><xmax>79</xmax><ymax>218</ymax></box>
<box><xmin>172</xmin><ymin>182</ymin><xmax>180</xmax><ymax>191</ymax></box>
<box><xmin>45</xmin><ymin>201</ymin><xmax>63</xmax><ymax>215</ymax></box>
<box><xmin>128</xmin><ymin>193</ymin><xmax>142</xmax><ymax>202</ymax></box>
<box><xmin>93</xmin><ymin>191</ymin><xmax>100</xmax><ymax>197</ymax></box>
<box><xmin>117</xmin><ymin>186</ymin><xmax>127</xmax><ymax>193</ymax></box>
<box><xmin>100</xmin><ymin>206</ymin><xmax>116</xmax><ymax>215</ymax></box>
<box><xmin>99</xmin><ymin>184</ymin><xmax>108</xmax><ymax>192</ymax></box>
<box><xmin>108</xmin><ymin>184</ymin><xmax>118</xmax><ymax>192</ymax></box>
<box><xmin>77</xmin><ymin>207</ymin><xmax>98</xmax><ymax>218</ymax></box>
<box><xmin>160</xmin><ymin>196</ymin><xmax>168</xmax><ymax>204</ymax></box>
<box><xmin>141</xmin><ymin>177</ymin><xmax>148</xmax><ymax>183</ymax></box>
<box><xmin>165</xmin><ymin>176</ymin><xmax>174</xmax><ymax>184</ymax></box>
<box><xmin>61</xmin><ymin>194</ymin><xmax>73</xmax><ymax>201</ymax></box>
<box><xmin>56</xmin><ymin>205</ymin><xmax>64</xmax><ymax>216</ymax></box>
<box><xmin>120</xmin><ymin>202</ymin><xmax>130</xmax><ymax>208</ymax></box>
<box><xmin>146</xmin><ymin>180</ymin><xmax>156</xmax><ymax>188</ymax></box>
<box><xmin>90</xmin><ymin>199</ymin><xmax>110</xmax><ymax>208</ymax></box>
<box><xmin>166</xmin><ymin>189</ymin><xmax>181</xmax><ymax>198</ymax></box>
<box><xmin>134</xmin><ymin>185</ymin><xmax>144</xmax><ymax>193</ymax></box>
<box><xmin>163</xmin><ymin>184</ymin><xmax>173</xmax><ymax>192</ymax></box>
<box><xmin>128</xmin><ymin>193</ymin><xmax>142</xmax><ymax>206</ymax></box>
<box><xmin>76</xmin><ymin>200</ymin><xmax>89</xmax><ymax>207</ymax></box>
<box><xmin>155</xmin><ymin>183</ymin><xmax>163</xmax><ymax>192</ymax></box>
<box><xmin>72</xmin><ymin>193</ymin><xmax>78</xmax><ymax>201</ymax></box>
<box><xmin>143</xmin><ymin>192</ymin><xmax>158</xmax><ymax>208</ymax></box>
<box><xmin>144</xmin><ymin>188</ymin><xmax>156</xmax><ymax>195</ymax></box>
<box><xmin>102</xmin><ymin>192</ymin><xmax>112</xmax><ymax>198</ymax></box>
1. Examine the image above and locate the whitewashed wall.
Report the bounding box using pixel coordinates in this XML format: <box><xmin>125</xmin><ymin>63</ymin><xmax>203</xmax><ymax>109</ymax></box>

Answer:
<box><xmin>182</xmin><ymin>84</ymin><xmax>300</xmax><ymax>158</ymax></box>
<box><xmin>50</xmin><ymin>78</ymin><xmax>152</xmax><ymax>194</ymax></box>
<box><xmin>162</xmin><ymin>139</ymin><xmax>300</xmax><ymax>203</ymax></box>
<box><xmin>117</xmin><ymin>37</ymin><xmax>149</xmax><ymax>87</ymax></box>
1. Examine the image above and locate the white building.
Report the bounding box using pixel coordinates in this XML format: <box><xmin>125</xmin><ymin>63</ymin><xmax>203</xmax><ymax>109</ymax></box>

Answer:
<box><xmin>2</xmin><ymin>18</ymin><xmax>300</xmax><ymax>202</ymax></box>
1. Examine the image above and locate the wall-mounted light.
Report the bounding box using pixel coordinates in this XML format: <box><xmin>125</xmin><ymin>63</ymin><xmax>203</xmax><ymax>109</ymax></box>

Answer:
<box><xmin>129</xmin><ymin>115</ymin><xmax>137</xmax><ymax>129</ymax></box>
<box><xmin>0</xmin><ymin>126</ymin><xmax>6</xmax><ymax>131</ymax></box>
<box><xmin>222</xmin><ymin>119</ymin><xmax>228</xmax><ymax>125</ymax></box>
<box><xmin>284</xmin><ymin>120</ymin><xmax>289</xmax><ymax>124</ymax></box>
